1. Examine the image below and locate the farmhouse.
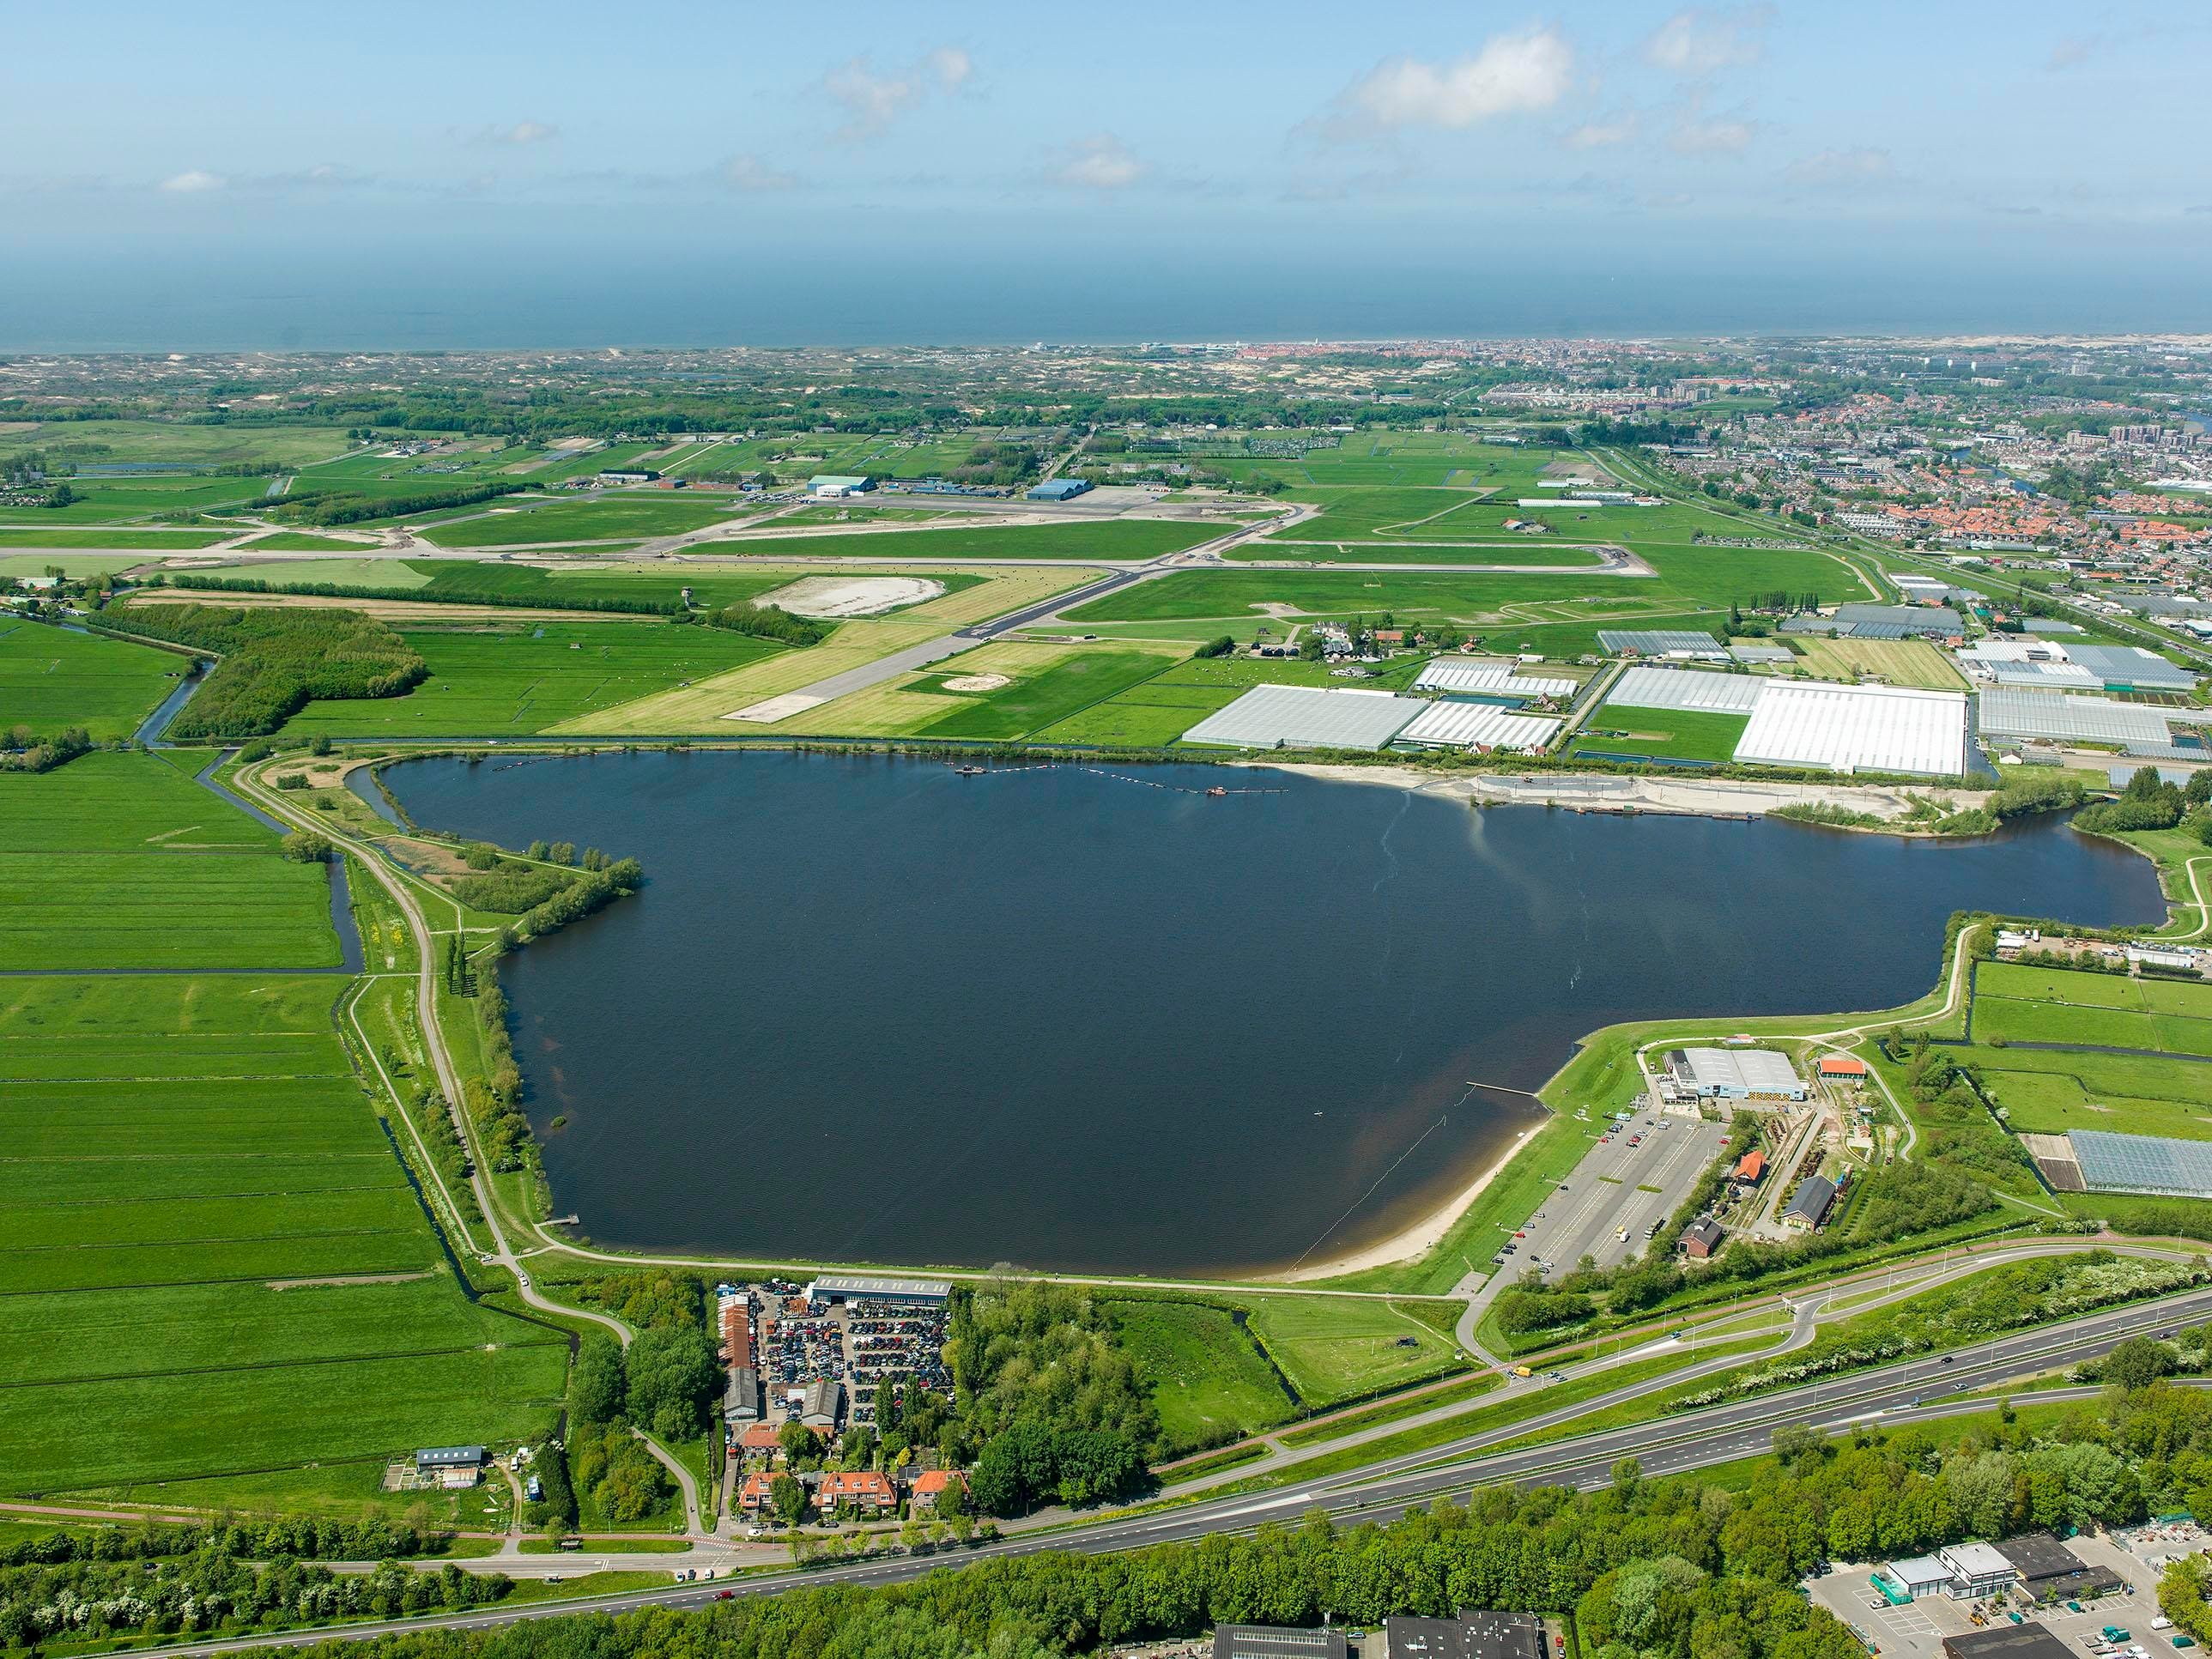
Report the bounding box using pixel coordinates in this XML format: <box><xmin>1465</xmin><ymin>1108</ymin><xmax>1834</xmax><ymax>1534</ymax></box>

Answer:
<box><xmin>415</xmin><ymin>1445</ymin><xmax>485</xmax><ymax>1487</ymax></box>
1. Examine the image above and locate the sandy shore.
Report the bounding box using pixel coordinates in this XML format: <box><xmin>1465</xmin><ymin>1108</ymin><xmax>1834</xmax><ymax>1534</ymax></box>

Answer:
<box><xmin>1253</xmin><ymin>760</ymin><xmax>1984</xmax><ymax>824</ymax></box>
<box><xmin>1270</xmin><ymin>1125</ymin><xmax>1539</xmax><ymax>1284</ymax></box>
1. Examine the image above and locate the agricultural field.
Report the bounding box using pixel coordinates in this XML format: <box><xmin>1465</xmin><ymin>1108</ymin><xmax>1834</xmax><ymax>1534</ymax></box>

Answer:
<box><xmin>1104</xmin><ymin>1298</ymin><xmax>1294</xmax><ymax>1456</ymax></box>
<box><xmin>1029</xmin><ymin>652</ymin><xmax>1404</xmax><ymax>748</ymax></box>
<box><xmin>0</xmin><ymin>419</ymin><xmax>358</xmax><ymax>469</ymax></box>
<box><xmin>212</xmin><ymin>556</ymin><xmax>433</xmax><ymax>587</ymax></box>
<box><xmin>0</xmin><ymin>969</ymin><xmax>567</xmax><ymax>1497</ymax></box>
<box><xmin>712</xmin><ymin>518</ymin><xmax>1222</xmax><ymax>562</ymax></box>
<box><xmin>0</xmin><ymin>750</ymin><xmax>336</xmax><ymax>969</ymax></box>
<box><xmin>277</xmin><ymin>621</ymin><xmax>785</xmax><ymax>736</ymax></box>
<box><xmin>0</xmin><ymin>732</ymin><xmax>567</xmax><ymax>1503</ymax></box>
<box><xmin>1567</xmin><ymin>705</ymin><xmax>1751</xmax><ymax>764</ymax></box>
<box><xmin>1971</xmin><ymin>961</ymin><xmax>2212</xmax><ymax>1057</ymax></box>
<box><xmin>918</xmin><ymin>648</ymin><xmax>1178</xmax><ymax>741</ymax></box>
<box><xmin>1977</xmin><ymin>1044</ymin><xmax>2212</xmax><ymax>1142</ymax></box>
<box><xmin>414</xmin><ymin>493</ymin><xmax>750</xmax><ymax>548</ymax></box>
<box><xmin>1785</xmin><ymin>636</ymin><xmax>1967</xmax><ymax>690</ymax></box>
<box><xmin>0</xmin><ymin>616</ymin><xmax>183</xmax><ymax>739</ymax></box>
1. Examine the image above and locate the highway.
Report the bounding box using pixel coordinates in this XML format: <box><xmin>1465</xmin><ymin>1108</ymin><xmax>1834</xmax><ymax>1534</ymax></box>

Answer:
<box><xmin>127</xmin><ymin>1280</ymin><xmax>2212</xmax><ymax>1657</ymax></box>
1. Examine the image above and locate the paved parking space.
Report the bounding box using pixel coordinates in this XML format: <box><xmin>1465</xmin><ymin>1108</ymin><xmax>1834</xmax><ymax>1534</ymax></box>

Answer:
<box><xmin>1498</xmin><ymin>1111</ymin><xmax>1731</xmax><ymax>1281</ymax></box>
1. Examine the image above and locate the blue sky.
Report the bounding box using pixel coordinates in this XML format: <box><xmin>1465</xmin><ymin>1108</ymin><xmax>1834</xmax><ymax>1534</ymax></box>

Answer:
<box><xmin>3</xmin><ymin>2</ymin><xmax>2209</xmax><ymax>343</ymax></box>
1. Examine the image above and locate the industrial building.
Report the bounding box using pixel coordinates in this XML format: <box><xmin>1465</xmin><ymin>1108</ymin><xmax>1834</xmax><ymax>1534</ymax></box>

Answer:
<box><xmin>1667</xmin><ymin>1047</ymin><xmax>1809</xmax><ymax>1099</ymax></box>
<box><xmin>1413</xmin><ymin>661</ymin><xmax>1577</xmax><ymax>699</ymax></box>
<box><xmin>808</xmin><ymin>1275</ymin><xmax>949</xmax><ymax>1305</ymax></box>
<box><xmin>1728</xmin><ymin>642</ymin><xmax>1796</xmax><ymax>664</ymax></box>
<box><xmin>2067</xmin><ymin>1129</ymin><xmax>2212</xmax><ymax>1200</ymax></box>
<box><xmin>1382</xmin><ymin>1611</ymin><xmax>1544</xmax><ymax>1659</ymax></box>
<box><xmin>1976</xmin><ymin>688</ymin><xmax>2179</xmax><ymax>749</ymax></box>
<box><xmin>1212</xmin><ymin>1628</ymin><xmax>1350</xmax><ymax>1659</ymax></box>
<box><xmin>1027</xmin><ymin>478</ymin><xmax>1093</xmax><ymax>501</ymax></box>
<box><xmin>415</xmin><ymin>1445</ymin><xmax>486</xmax><ymax>1487</ymax></box>
<box><xmin>807</xmin><ymin>474</ymin><xmax>874</xmax><ymax>497</ymax></box>
<box><xmin>1798</xmin><ymin>602</ymin><xmax>1965</xmax><ymax>639</ymax></box>
<box><xmin>1397</xmin><ymin>700</ymin><xmax>1561</xmax><ymax>753</ymax></box>
<box><xmin>1603</xmin><ymin>664</ymin><xmax>1764</xmax><ymax>714</ymax></box>
<box><xmin>1182</xmin><ymin>684</ymin><xmax>1426</xmax><ymax>751</ymax></box>
<box><xmin>724</xmin><ymin>1367</ymin><xmax>763</xmax><ymax>1422</ymax></box>
<box><xmin>1939</xmin><ymin>1628</ymin><xmax>2071</xmax><ymax>1659</ymax></box>
<box><xmin>1937</xmin><ymin>1541</ymin><xmax>2019</xmax><ymax>1599</ymax></box>
<box><xmin>1734</xmin><ymin>680</ymin><xmax>1969</xmax><ymax>776</ymax></box>
<box><xmin>1955</xmin><ymin>639</ymin><xmax>2195</xmax><ymax>693</ymax></box>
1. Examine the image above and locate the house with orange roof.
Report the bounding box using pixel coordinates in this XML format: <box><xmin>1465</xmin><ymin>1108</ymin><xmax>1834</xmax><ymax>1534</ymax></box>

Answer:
<box><xmin>815</xmin><ymin>1469</ymin><xmax>897</xmax><ymax>1516</ymax></box>
<box><xmin>906</xmin><ymin>1468</ymin><xmax>968</xmax><ymax>1512</ymax></box>
<box><xmin>735</xmin><ymin>1472</ymin><xmax>782</xmax><ymax>1517</ymax></box>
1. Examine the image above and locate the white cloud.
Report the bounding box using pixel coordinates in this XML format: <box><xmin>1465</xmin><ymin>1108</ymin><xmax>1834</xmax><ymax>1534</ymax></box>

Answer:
<box><xmin>719</xmin><ymin>153</ymin><xmax>797</xmax><ymax>192</ymax></box>
<box><xmin>1335</xmin><ymin>27</ymin><xmax>1574</xmax><ymax>132</ymax></box>
<box><xmin>1045</xmin><ymin>133</ymin><xmax>1146</xmax><ymax>191</ymax></box>
<box><xmin>159</xmin><ymin>169</ymin><xmax>225</xmax><ymax>193</ymax></box>
<box><xmin>1785</xmin><ymin>146</ymin><xmax>1896</xmax><ymax>188</ymax></box>
<box><xmin>495</xmin><ymin>120</ymin><xmax>559</xmax><ymax>145</ymax></box>
<box><xmin>1668</xmin><ymin>99</ymin><xmax>1755</xmax><ymax>155</ymax></box>
<box><xmin>1645</xmin><ymin>6</ymin><xmax>1773</xmax><ymax>76</ymax></box>
<box><xmin>823</xmin><ymin>47</ymin><xmax>973</xmax><ymax>142</ymax></box>
<box><xmin>1565</xmin><ymin>113</ymin><xmax>1637</xmax><ymax>148</ymax></box>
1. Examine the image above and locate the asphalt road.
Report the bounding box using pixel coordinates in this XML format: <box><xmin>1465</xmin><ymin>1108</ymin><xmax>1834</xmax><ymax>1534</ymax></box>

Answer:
<box><xmin>132</xmin><ymin>1281</ymin><xmax>2212</xmax><ymax>1657</ymax></box>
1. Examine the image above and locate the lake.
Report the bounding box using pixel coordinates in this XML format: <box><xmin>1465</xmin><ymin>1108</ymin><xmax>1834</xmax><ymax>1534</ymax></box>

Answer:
<box><xmin>379</xmin><ymin>752</ymin><xmax>2166</xmax><ymax>1277</ymax></box>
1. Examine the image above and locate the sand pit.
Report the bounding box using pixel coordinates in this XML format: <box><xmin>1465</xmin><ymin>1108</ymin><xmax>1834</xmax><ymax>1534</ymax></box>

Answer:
<box><xmin>941</xmin><ymin>673</ymin><xmax>1011</xmax><ymax>693</ymax></box>
<box><xmin>755</xmin><ymin>575</ymin><xmax>943</xmax><ymax>618</ymax></box>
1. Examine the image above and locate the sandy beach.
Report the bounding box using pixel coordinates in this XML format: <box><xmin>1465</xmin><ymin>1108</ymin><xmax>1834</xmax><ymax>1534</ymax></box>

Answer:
<box><xmin>1270</xmin><ymin>1124</ymin><xmax>1540</xmax><ymax>1284</ymax></box>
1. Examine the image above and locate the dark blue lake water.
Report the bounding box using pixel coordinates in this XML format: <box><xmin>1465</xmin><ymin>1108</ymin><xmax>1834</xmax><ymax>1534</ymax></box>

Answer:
<box><xmin>382</xmin><ymin>752</ymin><xmax>2165</xmax><ymax>1275</ymax></box>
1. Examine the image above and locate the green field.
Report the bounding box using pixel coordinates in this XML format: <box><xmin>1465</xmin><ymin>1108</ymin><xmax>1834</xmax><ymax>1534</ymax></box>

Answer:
<box><xmin>1105</xmin><ymin>1299</ymin><xmax>1294</xmax><ymax>1455</ymax></box>
<box><xmin>1973</xmin><ymin>961</ymin><xmax>2212</xmax><ymax>1057</ymax></box>
<box><xmin>1567</xmin><ymin>705</ymin><xmax>1750</xmax><ymax>764</ymax></box>
<box><xmin>415</xmin><ymin>494</ymin><xmax>749</xmax><ymax>548</ymax></box>
<box><xmin>0</xmin><ymin>748</ymin><xmax>274</xmax><ymax>851</ymax></box>
<box><xmin>1063</xmin><ymin>542</ymin><xmax>1870</xmax><ymax>627</ymax></box>
<box><xmin>919</xmin><ymin>650</ymin><xmax>1173</xmax><ymax>741</ymax></box>
<box><xmin>0</xmin><ymin>527</ymin><xmax>239</xmax><ymax>548</ymax></box>
<box><xmin>718</xmin><ymin>518</ymin><xmax>1223</xmax><ymax>563</ymax></box>
<box><xmin>279</xmin><ymin>621</ymin><xmax>785</xmax><ymax>736</ymax></box>
<box><xmin>1028</xmin><ymin>653</ymin><xmax>1385</xmax><ymax>748</ymax></box>
<box><xmin>0</xmin><ymin>617</ymin><xmax>182</xmax><ymax>739</ymax></box>
<box><xmin>1244</xmin><ymin>1296</ymin><xmax>1465</xmax><ymax>1404</ymax></box>
<box><xmin>0</xmin><ymin>766</ymin><xmax>565</xmax><ymax>1502</ymax></box>
<box><xmin>0</xmin><ymin>751</ymin><xmax>336</xmax><ymax>969</ymax></box>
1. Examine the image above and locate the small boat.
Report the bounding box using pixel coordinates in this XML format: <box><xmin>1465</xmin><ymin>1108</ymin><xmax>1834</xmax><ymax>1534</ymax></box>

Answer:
<box><xmin>1205</xmin><ymin>785</ymin><xmax>1227</xmax><ymax>797</ymax></box>
<box><xmin>954</xmin><ymin>765</ymin><xmax>986</xmax><ymax>777</ymax></box>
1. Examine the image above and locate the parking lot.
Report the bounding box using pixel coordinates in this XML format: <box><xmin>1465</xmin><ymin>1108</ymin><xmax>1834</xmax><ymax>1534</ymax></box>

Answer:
<box><xmin>1807</xmin><ymin>1529</ymin><xmax>2179</xmax><ymax>1659</ymax></box>
<box><xmin>1498</xmin><ymin>1110</ymin><xmax>1732</xmax><ymax>1281</ymax></box>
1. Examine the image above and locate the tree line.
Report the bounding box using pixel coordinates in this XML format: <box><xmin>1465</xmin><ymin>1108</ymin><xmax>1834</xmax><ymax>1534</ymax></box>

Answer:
<box><xmin>104</xmin><ymin>604</ymin><xmax>424</xmax><ymax>738</ymax></box>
